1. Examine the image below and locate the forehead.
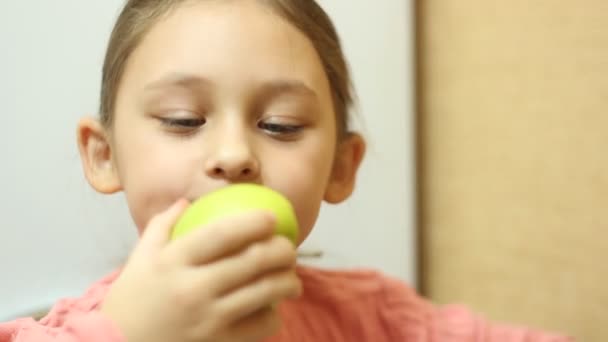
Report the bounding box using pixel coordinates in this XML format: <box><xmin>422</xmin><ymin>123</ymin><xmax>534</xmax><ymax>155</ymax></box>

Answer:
<box><xmin>117</xmin><ymin>1</ymin><xmax>333</xmax><ymax>107</ymax></box>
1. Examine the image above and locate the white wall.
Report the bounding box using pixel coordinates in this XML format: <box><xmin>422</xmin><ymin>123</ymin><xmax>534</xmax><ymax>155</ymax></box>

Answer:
<box><xmin>0</xmin><ymin>1</ymin><xmax>415</xmax><ymax>320</ymax></box>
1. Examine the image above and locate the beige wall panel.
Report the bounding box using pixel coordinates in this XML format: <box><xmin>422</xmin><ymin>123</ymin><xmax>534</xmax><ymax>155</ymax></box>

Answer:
<box><xmin>418</xmin><ymin>1</ymin><xmax>608</xmax><ymax>341</ymax></box>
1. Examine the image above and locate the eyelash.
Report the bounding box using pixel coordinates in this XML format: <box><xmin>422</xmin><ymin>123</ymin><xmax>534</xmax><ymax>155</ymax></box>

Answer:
<box><xmin>160</xmin><ymin>117</ymin><xmax>206</xmax><ymax>128</ymax></box>
<box><xmin>258</xmin><ymin>122</ymin><xmax>302</xmax><ymax>136</ymax></box>
<box><xmin>158</xmin><ymin>116</ymin><xmax>303</xmax><ymax>138</ymax></box>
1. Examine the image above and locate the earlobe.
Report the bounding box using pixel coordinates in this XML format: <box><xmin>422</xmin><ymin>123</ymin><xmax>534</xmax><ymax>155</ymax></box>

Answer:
<box><xmin>76</xmin><ymin>117</ymin><xmax>122</xmax><ymax>194</ymax></box>
<box><xmin>324</xmin><ymin>133</ymin><xmax>366</xmax><ymax>204</ymax></box>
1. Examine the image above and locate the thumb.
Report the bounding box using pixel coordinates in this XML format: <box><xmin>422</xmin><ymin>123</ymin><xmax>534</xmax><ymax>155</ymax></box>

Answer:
<box><xmin>137</xmin><ymin>198</ymin><xmax>190</xmax><ymax>254</ymax></box>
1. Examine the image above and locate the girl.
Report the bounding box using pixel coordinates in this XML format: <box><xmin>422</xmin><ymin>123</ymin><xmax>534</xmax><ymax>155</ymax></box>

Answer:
<box><xmin>0</xmin><ymin>0</ymin><xmax>573</xmax><ymax>341</ymax></box>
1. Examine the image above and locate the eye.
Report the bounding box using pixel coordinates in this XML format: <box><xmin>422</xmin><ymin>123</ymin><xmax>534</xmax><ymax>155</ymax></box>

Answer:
<box><xmin>160</xmin><ymin>117</ymin><xmax>206</xmax><ymax>128</ymax></box>
<box><xmin>157</xmin><ymin>112</ymin><xmax>206</xmax><ymax>137</ymax></box>
<box><xmin>258</xmin><ymin>121</ymin><xmax>303</xmax><ymax>137</ymax></box>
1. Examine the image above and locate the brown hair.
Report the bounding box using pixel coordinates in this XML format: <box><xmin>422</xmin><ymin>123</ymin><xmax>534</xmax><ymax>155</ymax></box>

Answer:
<box><xmin>99</xmin><ymin>0</ymin><xmax>354</xmax><ymax>138</ymax></box>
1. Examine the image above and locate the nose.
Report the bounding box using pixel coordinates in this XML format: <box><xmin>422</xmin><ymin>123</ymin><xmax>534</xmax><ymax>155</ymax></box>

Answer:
<box><xmin>204</xmin><ymin>131</ymin><xmax>259</xmax><ymax>182</ymax></box>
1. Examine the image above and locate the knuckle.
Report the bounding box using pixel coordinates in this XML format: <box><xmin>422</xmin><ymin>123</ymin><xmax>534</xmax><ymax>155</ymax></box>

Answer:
<box><xmin>246</xmin><ymin>211</ymin><xmax>275</xmax><ymax>234</ymax></box>
<box><xmin>259</xmin><ymin>211</ymin><xmax>276</xmax><ymax>227</ymax></box>
<box><xmin>274</xmin><ymin>237</ymin><xmax>297</xmax><ymax>261</ymax></box>
<box><xmin>282</xmin><ymin>272</ymin><xmax>297</xmax><ymax>288</ymax></box>
<box><xmin>246</xmin><ymin>243</ymin><xmax>268</xmax><ymax>268</ymax></box>
<box><xmin>274</xmin><ymin>272</ymin><xmax>301</xmax><ymax>298</ymax></box>
<box><xmin>261</xmin><ymin>275</ymin><xmax>278</xmax><ymax>294</ymax></box>
<box><xmin>274</xmin><ymin>235</ymin><xmax>291</xmax><ymax>248</ymax></box>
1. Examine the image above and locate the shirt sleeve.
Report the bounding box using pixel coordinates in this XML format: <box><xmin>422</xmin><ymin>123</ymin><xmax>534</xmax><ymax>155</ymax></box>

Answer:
<box><xmin>376</xmin><ymin>274</ymin><xmax>576</xmax><ymax>342</ymax></box>
<box><xmin>0</xmin><ymin>312</ymin><xmax>124</xmax><ymax>342</ymax></box>
<box><xmin>0</xmin><ymin>271</ymin><xmax>125</xmax><ymax>342</ymax></box>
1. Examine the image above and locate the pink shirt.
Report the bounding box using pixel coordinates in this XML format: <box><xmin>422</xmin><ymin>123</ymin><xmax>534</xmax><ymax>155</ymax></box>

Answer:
<box><xmin>0</xmin><ymin>266</ymin><xmax>573</xmax><ymax>341</ymax></box>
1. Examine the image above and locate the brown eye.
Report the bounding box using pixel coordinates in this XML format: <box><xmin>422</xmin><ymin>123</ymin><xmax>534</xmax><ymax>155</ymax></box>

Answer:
<box><xmin>259</xmin><ymin>122</ymin><xmax>300</xmax><ymax>134</ymax></box>
<box><xmin>258</xmin><ymin>120</ymin><xmax>303</xmax><ymax>137</ymax></box>
<box><xmin>161</xmin><ymin>117</ymin><xmax>206</xmax><ymax>128</ymax></box>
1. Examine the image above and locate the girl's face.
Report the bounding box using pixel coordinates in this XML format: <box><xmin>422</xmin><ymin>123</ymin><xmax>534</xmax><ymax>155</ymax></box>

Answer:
<box><xmin>78</xmin><ymin>1</ymin><xmax>364</xmax><ymax>245</ymax></box>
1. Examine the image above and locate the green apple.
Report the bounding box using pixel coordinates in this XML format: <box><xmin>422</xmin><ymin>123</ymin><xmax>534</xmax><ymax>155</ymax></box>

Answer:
<box><xmin>171</xmin><ymin>183</ymin><xmax>299</xmax><ymax>244</ymax></box>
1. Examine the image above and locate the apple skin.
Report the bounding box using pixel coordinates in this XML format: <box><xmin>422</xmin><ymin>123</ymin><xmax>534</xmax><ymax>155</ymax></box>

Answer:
<box><xmin>171</xmin><ymin>184</ymin><xmax>299</xmax><ymax>245</ymax></box>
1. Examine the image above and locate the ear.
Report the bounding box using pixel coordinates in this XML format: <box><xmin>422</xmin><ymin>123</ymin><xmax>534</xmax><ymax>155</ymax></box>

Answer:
<box><xmin>324</xmin><ymin>133</ymin><xmax>366</xmax><ymax>204</ymax></box>
<box><xmin>76</xmin><ymin>117</ymin><xmax>122</xmax><ymax>194</ymax></box>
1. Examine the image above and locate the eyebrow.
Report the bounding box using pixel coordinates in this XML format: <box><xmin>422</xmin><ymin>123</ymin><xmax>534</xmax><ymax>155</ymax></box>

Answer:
<box><xmin>144</xmin><ymin>72</ymin><xmax>213</xmax><ymax>91</ymax></box>
<box><xmin>257</xmin><ymin>79</ymin><xmax>318</xmax><ymax>100</ymax></box>
<box><xmin>143</xmin><ymin>72</ymin><xmax>318</xmax><ymax>100</ymax></box>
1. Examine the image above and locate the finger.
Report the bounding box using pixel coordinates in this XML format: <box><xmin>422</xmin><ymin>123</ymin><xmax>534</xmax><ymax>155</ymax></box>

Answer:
<box><xmin>167</xmin><ymin>210</ymin><xmax>276</xmax><ymax>265</ymax></box>
<box><xmin>201</xmin><ymin>235</ymin><xmax>297</xmax><ymax>296</ymax></box>
<box><xmin>138</xmin><ymin>199</ymin><xmax>190</xmax><ymax>253</ymax></box>
<box><xmin>215</xmin><ymin>269</ymin><xmax>302</xmax><ymax>323</ymax></box>
<box><xmin>225</xmin><ymin>305</ymin><xmax>281</xmax><ymax>342</ymax></box>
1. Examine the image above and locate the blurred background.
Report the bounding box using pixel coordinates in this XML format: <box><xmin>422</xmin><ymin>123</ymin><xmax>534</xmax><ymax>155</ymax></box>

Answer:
<box><xmin>416</xmin><ymin>1</ymin><xmax>607</xmax><ymax>341</ymax></box>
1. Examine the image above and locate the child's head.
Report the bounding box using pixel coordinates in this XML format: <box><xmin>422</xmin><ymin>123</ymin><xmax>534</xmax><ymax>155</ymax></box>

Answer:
<box><xmin>77</xmin><ymin>0</ymin><xmax>365</xmax><ymax>244</ymax></box>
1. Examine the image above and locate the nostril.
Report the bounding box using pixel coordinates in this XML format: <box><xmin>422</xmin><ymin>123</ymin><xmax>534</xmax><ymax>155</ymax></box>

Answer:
<box><xmin>208</xmin><ymin>165</ymin><xmax>255</xmax><ymax>178</ymax></box>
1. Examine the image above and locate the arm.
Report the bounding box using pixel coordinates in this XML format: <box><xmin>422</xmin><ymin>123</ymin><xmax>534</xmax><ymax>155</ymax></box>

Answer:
<box><xmin>0</xmin><ymin>271</ymin><xmax>125</xmax><ymax>342</ymax></box>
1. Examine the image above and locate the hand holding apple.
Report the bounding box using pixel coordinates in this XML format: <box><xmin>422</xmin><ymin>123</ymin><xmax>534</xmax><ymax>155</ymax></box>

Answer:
<box><xmin>102</xmin><ymin>194</ymin><xmax>302</xmax><ymax>342</ymax></box>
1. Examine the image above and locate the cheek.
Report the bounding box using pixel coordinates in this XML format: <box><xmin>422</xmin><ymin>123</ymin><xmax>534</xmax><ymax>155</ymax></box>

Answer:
<box><xmin>113</xmin><ymin>128</ymin><xmax>200</xmax><ymax>231</ymax></box>
<box><xmin>268</xmin><ymin>137</ymin><xmax>336</xmax><ymax>244</ymax></box>
<box><xmin>122</xmin><ymin>166</ymin><xmax>190</xmax><ymax>232</ymax></box>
